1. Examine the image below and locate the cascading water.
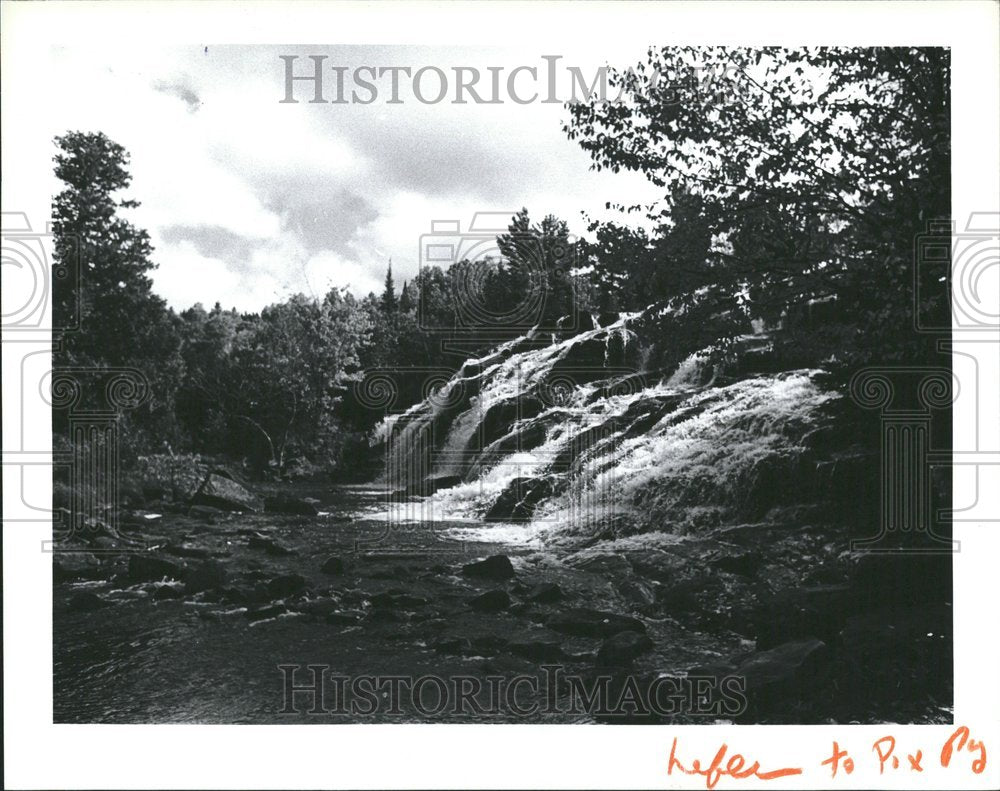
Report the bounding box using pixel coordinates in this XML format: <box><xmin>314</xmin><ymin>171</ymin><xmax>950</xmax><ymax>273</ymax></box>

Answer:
<box><xmin>372</xmin><ymin>310</ymin><xmax>840</xmax><ymax>548</ymax></box>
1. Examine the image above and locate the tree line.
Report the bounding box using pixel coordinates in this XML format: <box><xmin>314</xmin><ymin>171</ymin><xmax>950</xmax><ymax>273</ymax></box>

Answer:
<box><xmin>52</xmin><ymin>47</ymin><xmax>949</xmax><ymax>479</ymax></box>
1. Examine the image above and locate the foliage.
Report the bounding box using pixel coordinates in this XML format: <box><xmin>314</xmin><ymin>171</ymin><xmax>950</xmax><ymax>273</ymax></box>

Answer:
<box><xmin>566</xmin><ymin>47</ymin><xmax>950</xmax><ymax>368</ymax></box>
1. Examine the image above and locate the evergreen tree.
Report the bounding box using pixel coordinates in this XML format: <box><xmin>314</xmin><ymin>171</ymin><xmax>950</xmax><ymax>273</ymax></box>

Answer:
<box><xmin>380</xmin><ymin>260</ymin><xmax>398</xmax><ymax>314</ymax></box>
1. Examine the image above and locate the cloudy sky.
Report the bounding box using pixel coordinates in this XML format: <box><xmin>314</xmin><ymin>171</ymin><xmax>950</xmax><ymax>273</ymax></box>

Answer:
<box><xmin>29</xmin><ymin>44</ymin><xmax>661</xmax><ymax>312</ymax></box>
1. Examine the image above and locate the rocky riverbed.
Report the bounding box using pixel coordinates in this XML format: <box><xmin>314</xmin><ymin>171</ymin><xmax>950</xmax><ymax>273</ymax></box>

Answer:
<box><xmin>53</xmin><ymin>481</ymin><xmax>953</xmax><ymax>724</ymax></box>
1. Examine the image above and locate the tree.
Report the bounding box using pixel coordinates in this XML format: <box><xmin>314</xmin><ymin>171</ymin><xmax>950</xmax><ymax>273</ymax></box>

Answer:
<box><xmin>565</xmin><ymin>47</ymin><xmax>950</xmax><ymax>366</ymax></box>
<box><xmin>380</xmin><ymin>260</ymin><xmax>398</xmax><ymax>314</ymax></box>
<box><xmin>51</xmin><ymin>131</ymin><xmax>183</xmax><ymax>447</ymax></box>
<box><xmin>495</xmin><ymin>209</ymin><xmax>579</xmax><ymax>326</ymax></box>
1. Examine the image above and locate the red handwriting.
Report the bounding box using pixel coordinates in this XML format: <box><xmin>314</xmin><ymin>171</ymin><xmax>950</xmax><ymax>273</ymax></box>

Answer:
<box><xmin>668</xmin><ymin>737</ymin><xmax>803</xmax><ymax>790</ymax></box>
<box><xmin>941</xmin><ymin>725</ymin><xmax>987</xmax><ymax>774</ymax></box>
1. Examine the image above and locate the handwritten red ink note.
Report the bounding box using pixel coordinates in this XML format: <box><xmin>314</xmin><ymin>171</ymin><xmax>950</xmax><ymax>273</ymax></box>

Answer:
<box><xmin>668</xmin><ymin>737</ymin><xmax>803</xmax><ymax>790</ymax></box>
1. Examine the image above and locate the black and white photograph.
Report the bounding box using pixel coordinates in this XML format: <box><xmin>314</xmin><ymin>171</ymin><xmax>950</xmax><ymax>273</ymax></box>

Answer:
<box><xmin>2</xmin><ymin>1</ymin><xmax>998</xmax><ymax>789</ymax></box>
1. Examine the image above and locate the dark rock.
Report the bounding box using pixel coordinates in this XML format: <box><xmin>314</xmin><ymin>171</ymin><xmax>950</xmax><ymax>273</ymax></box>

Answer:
<box><xmin>325</xmin><ymin>610</ymin><xmax>363</xmax><ymax>626</ymax></box>
<box><xmin>711</xmin><ymin>549</ymin><xmax>763</xmax><ymax>577</ymax></box>
<box><xmin>546</xmin><ymin>608</ymin><xmax>646</xmax><ymax>639</ymax></box>
<box><xmin>509</xmin><ymin>640</ymin><xmax>564</xmax><ymax>662</ymax></box>
<box><xmin>265</xmin><ymin>574</ymin><xmax>307</xmax><ymax>599</ymax></box>
<box><xmin>746</xmin><ymin>584</ymin><xmax>854</xmax><ymax>649</ymax></box>
<box><xmin>526</xmin><ymin>582</ymin><xmax>562</xmax><ymax>603</ymax></box>
<box><xmin>852</xmin><ymin>554</ymin><xmax>952</xmax><ymax>606</ymax></box>
<box><xmin>434</xmin><ymin>636</ymin><xmax>473</xmax><ymax>655</ymax></box>
<box><xmin>403</xmin><ymin>474</ymin><xmax>463</xmax><ymax>497</ymax></box>
<box><xmin>184</xmin><ymin>560</ymin><xmax>230</xmax><ymax>593</ymax></box>
<box><xmin>469</xmin><ymin>590</ymin><xmax>511</xmax><ymax>612</ymax></box>
<box><xmin>152</xmin><ymin>582</ymin><xmax>185</xmax><ymax>600</ymax></box>
<box><xmin>264</xmin><ymin>493</ymin><xmax>319</xmax><ymax>516</ymax></box>
<box><xmin>369</xmin><ymin>591</ymin><xmax>428</xmax><ymax>609</ymax></box>
<box><xmin>188</xmin><ymin>504</ymin><xmax>224</xmax><ymax>518</ymax></box>
<box><xmin>596</xmin><ymin>631</ymin><xmax>654</xmax><ymax>667</ymax></box>
<box><xmin>462</xmin><ymin>554</ymin><xmax>515</xmax><ymax>580</ymax></box>
<box><xmin>68</xmin><ymin>591</ymin><xmax>111</xmax><ymax>612</ymax></box>
<box><xmin>127</xmin><ymin>554</ymin><xmax>187</xmax><ymax>583</ymax></box>
<box><xmin>321</xmin><ymin>556</ymin><xmax>346</xmax><ymax>575</ymax></box>
<box><xmin>736</xmin><ymin>638</ymin><xmax>828</xmax><ymax>694</ymax></box>
<box><xmin>53</xmin><ymin>553</ymin><xmax>105</xmax><ymax>583</ymax></box>
<box><xmin>166</xmin><ymin>543</ymin><xmax>213</xmax><ymax>560</ymax></box>
<box><xmin>484</xmin><ymin>477</ymin><xmax>555</xmax><ymax>522</ymax></box>
<box><xmin>617</xmin><ymin>579</ymin><xmax>657</xmax><ymax>608</ymax></box>
<box><xmin>192</xmin><ymin>472</ymin><xmax>263</xmax><ymax>513</ymax></box>
<box><xmin>248</xmin><ymin>533</ymin><xmax>295</xmax><ymax>556</ymax></box>
<box><xmin>91</xmin><ymin>536</ymin><xmax>120</xmax><ymax>551</ymax></box>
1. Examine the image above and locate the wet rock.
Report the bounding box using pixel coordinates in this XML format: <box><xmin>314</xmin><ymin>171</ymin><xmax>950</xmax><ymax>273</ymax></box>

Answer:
<box><xmin>184</xmin><ymin>560</ymin><xmax>230</xmax><ymax>594</ymax></box>
<box><xmin>469</xmin><ymin>590</ymin><xmax>511</xmax><ymax>612</ymax></box>
<box><xmin>246</xmin><ymin>604</ymin><xmax>289</xmax><ymax>623</ymax></box>
<box><xmin>127</xmin><ymin>554</ymin><xmax>187</xmax><ymax>583</ymax></box>
<box><xmin>434</xmin><ymin>636</ymin><xmax>472</xmax><ymax>655</ymax></box>
<box><xmin>617</xmin><ymin>579</ymin><xmax>657</xmax><ymax>608</ymax></box>
<box><xmin>53</xmin><ymin>553</ymin><xmax>105</xmax><ymax>583</ymax></box>
<box><xmin>461</xmin><ymin>554</ymin><xmax>515</xmax><ymax>580</ymax></box>
<box><xmin>509</xmin><ymin>640</ymin><xmax>564</xmax><ymax>662</ymax></box>
<box><xmin>152</xmin><ymin>582</ymin><xmax>185</xmax><ymax>600</ymax></box>
<box><xmin>265</xmin><ymin>574</ymin><xmax>307</xmax><ymax>599</ymax></box>
<box><xmin>68</xmin><ymin>591</ymin><xmax>111</xmax><ymax>612</ymax></box>
<box><xmin>546</xmin><ymin>608</ymin><xmax>646</xmax><ymax>639</ymax></box>
<box><xmin>166</xmin><ymin>543</ymin><xmax>213</xmax><ymax>560</ymax></box>
<box><xmin>320</xmin><ymin>556</ymin><xmax>346</xmax><ymax>575</ymax></box>
<box><xmin>188</xmin><ymin>504</ymin><xmax>224</xmax><ymax>518</ymax></box>
<box><xmin>369</xmin><ymin>591</ymin><xmax>428</xmax><ymax>609</ymax></box>
<box><xmin>264</xmin><ymin>493</ymin><xmax>319</xmax><ymax>516</ymax></box>
<box><xmin>526</xmin><ymin>582</ymin><xmax>562</xmax><ymax>603</ymax></box>
<box><xmin>192</xmin><ymin>472</ymin><xmax>263</xmax><ymax>513</ymax></box>
<box><xmin>484</xmin><ymin>477</ymin><xmax>556</xmax><ymax>522</ymax></box>
<box><xmin>248</xmin><ymin>533</ymin><xmax>294</xmax><ymax>556</ymax></box>
<box><xmin>736</xmin><ymin>638</ymin><xmax>828</xmax><ymax>695</ymax></box>
<box><xmin>711</xmin><ymin>548</ymin><xmax>763</xmax><ymax>577</ymax></box>
<box><xmin>325</xmin><ymin>610</ymin><xmax>363</xmax><ymax>626</ymax></box>
<box><xmin>596</xmin><ymin>631</ymin><xmax>654</xmax><ymax>667</ymax></box>
<box><xmin>91</xmin><ymin>536</ymin><xmax>120</xmax><ymax>551</ymax></box>
<box><xmin>746</xmin><ymin>584</ymin><xmax>854</xmax><ymax>649</ymax></box>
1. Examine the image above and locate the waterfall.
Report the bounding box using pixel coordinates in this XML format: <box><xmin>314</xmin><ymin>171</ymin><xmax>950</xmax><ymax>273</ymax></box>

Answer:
<box><xmin>371</xmin><ymin>309</ymin><xmax>839</xmax><ymax>546</ymax></box>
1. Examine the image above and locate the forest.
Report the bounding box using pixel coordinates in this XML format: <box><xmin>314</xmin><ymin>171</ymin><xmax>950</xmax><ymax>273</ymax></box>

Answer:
<box><xmin>53</xmin><ymin>47</ymin><xmax>950</xmax><ymax>486</ymax></box>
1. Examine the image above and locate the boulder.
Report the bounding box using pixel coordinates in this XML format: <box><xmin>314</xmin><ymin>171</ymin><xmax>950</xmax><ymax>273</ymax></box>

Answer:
<box><xmin>188</xmin><ymin>504</ymin><xmax>224</xmax><ymax>518</ymax></box>
<box><xmin>526</xmin><ymin>582</ymin><xmax>562</xmax><ymax>603</ymax></box>
<box><xmin>461</xmin><ymin>554</ymin><xmax>515</xmax><ymax>580</ymax></box>
<box><xmin>248</xmin><ymin>533</ymin><xmax>294</xmax><ymax>556</ymax></box>
<box><xmin>68</xmin><ymin>591</ymin><xmax>111</xmax><ymax>612</ymax></box>
<box><xmin>165</xmin><ymin>543</ymin><xmax>213</xmax><ymax>560</ymax></box>
<box><xmin>265</xmin><ymin>574</ymin><xmax>307</xmax><ymax>599</ymax></box>
<box><xmin>325</xmin><ymin>610</ymin><xmax>363</xmax><ymax>626</ymax></box>
<box><xmin>484</xmin><ymin>477</ymin><xmax>555</xmax><ymax>522</ymax></box>
<box><xmin>546</xmin><ymin>608</ymin><xmax>646</xmax><ymax>639</ymax></box>
<box><xmin>596</xmin><ymin>631</ymin><xmax>654</xmax><ymax>667</ymax></box>
<box><xmin>264</xmin><ymin>493</ymin><xmax>320</xmax><ymax>516</ymax></box>
<box><xmin>127</xmin><ymin>554</ymin><xmax>187</xmax><ymax>583</ymax></box>
<box><xmin>469</xmin><ymin>590</ymin><xmax>511</xmax><ymax>613</ymax></box>
<box><xmin>369</xmin><ymin>591</ymin><xmax>428</xmax><ymax>609</ymax></box>
<box><xmin>509</xmin><ymin>640</ymin><xmax>564</xmax><ymax>662</ymax></box>
<box><xmin>320</xmin><ymin>556</ymin><xmax>346</xmax><ymax>575</ymax></box>
<box><xmin>191</xmin><ymin>473</ymin><xmax>263</xmax><ymax>513</ymax></box>
<box><xmin>53</xmin><ymin>553</ymin><xmax>105</xmax><ymax>583</ymax></box>
<box><xmin>736</xmin><ymin>638</ymin><xmax>828</xmax><ymax>694</ymax></box>
<box><xmin>184</xmin><ymin>560</ymin><xmax>230</xmax><ymax>594</ymax></box>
